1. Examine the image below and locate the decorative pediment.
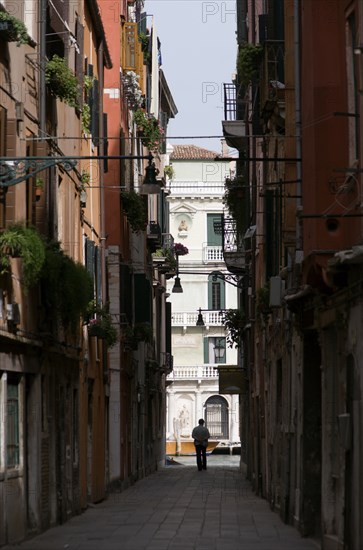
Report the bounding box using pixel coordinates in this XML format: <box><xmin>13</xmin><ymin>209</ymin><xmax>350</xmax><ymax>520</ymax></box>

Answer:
<box><xmin>170</xmin><ymin>203</ymin><xmax>197</xmax><ymax>216</ymax></box>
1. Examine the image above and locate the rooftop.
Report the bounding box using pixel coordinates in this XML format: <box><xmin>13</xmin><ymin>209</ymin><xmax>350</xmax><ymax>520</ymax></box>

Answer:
<box><xmin>170</xmin><ymin>144</ymin><xmax>230</xmax><ymax>161</ymax></box>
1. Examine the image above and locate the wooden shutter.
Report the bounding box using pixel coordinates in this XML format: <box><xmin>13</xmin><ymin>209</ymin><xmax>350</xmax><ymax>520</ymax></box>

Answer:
<box><xmin>5</xmin><ymin>119</ymin><xmax>17</xmax><ymax>226</ymax></box>
<box><xmin>134</xmin><ymin>274</ymin><xmax>151</xmax><ymax>323</ymax></box>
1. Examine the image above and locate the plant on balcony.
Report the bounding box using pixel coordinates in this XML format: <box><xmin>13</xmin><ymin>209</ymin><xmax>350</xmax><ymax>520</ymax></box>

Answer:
<box><xmin>0</xmin><ymin>224</ymin><xmax>45</xmax><ymax>289</ymax></box>
<box><xmin>164</xmin><ymin>165</ymin><xmax>174</xmax><ymax>179</ymax></box>
<box><xmin>124</xmin><ymin>322</ymin><xmax>153</xmax><ymax>349</ymax></box>
<box><xmin>41</xmin><ymin>241</ymin><xmax>94</xmax><ymax>329</ymax></box>
<box><xmin>45</xmin><ymin>55</ymin><xmax>80</xmax><ymax>109</ymax></box>
<box><xmin>237</xmin><ymin>42</ymin><xmax>263</xmax><ymax>85</ymax></box>
<box><xmin>122</xmin><ymin>71</ymin><xmax>143</xmax><ymax>110</ymax></box>
<box><xmin>133</xmin><ymin>109</ymin><xmax>164</xmax><ymax>152</ymax></box>
<box><xmin>223</xmin><ymin>176</ymin><xmax>247</xmax><ymax>234</ymax></box>
<box><xmin>173</xmin><ymin>242</ymin><xmax>189</xmax><ymax>256</ymax></box>
<box><xmin>81</xmin><ymin>75</ymin><xmax>94</xmax><ymax>134</ymax></box>
<box><xmin>139</xmin><ymin>31</ymin><xmax>150</xmax><ymax>63</ymax></box>
<box><xmin>86</xmin><ymin>300</ymin><xmax>118</xmax><ymax>348</ymax></box>
<box><xmin>222</xmin><ymin>308</ymin><xmax>246</xmax><ymax>348</ymax></box>
<box><xmin>0</xmin><ymin>12</ymin><xmax>29</xmax><ymax>46</ymax></box>
<box><xmin>120</xmin><ymin>190</ymin><xmax>148</xmax><ymax>233</ymax></box>
<box><xmin>35</xmin><ymin>177</ymin><xmax>44</xmax><ymax>199</ymax></box>
<box><xmin>152</xmin><ymin>248</ymin><xmax>177</xmax><ymax>271</ymax></box>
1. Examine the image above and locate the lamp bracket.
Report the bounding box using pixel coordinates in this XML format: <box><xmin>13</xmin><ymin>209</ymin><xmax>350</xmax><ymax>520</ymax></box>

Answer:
<box><xmin>211</xmin><ymin>272</ymin><xmax>243</xmax><ymax>288</ymax></box>
<box><xmin>0</xmin><ymin>154</ymin><xmax>153</xmax><ymax>188</ymax></box>
<box><xmin>0</xmin><ymin>158</ymin><xmax>77</xmax><ymax>187</ymax></box>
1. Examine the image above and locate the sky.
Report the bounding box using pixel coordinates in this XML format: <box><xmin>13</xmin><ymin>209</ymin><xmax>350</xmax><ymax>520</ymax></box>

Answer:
<box><xmin>145</xmin><ymin>0</ymin><xmax>238</xmax><ymax>155</ymax></box>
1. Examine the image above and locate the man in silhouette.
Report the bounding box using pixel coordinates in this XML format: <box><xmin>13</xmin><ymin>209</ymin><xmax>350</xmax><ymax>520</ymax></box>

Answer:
<box><xmin>192</xmin><ymin>419</ymin><xmax>210</xmax><ymax>471</ymax></box>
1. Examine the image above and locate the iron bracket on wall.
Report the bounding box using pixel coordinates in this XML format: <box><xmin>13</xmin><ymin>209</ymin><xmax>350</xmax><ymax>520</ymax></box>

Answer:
<box><xmin>0</xmin><ymin>154</ymin><xmax>153</xmax><ymax>188</ymax></box>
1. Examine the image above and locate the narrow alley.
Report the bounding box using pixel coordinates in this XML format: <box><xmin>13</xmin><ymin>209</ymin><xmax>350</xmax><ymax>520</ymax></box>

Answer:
<box><xmin>4</xmin><ymin>457</ymin><xmax>319</xmax><ymax>550</ymax></box>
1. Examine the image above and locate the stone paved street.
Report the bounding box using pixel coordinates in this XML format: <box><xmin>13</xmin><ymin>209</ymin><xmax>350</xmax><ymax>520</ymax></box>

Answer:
<box><xmin>4</xmin><ymin>457</ymin><xmax>320</xmax><ymax>550</ymax></box>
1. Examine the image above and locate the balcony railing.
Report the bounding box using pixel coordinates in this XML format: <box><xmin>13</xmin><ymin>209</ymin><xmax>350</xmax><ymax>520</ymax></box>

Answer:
<box><xmin>168</xmin><ymin>181</ymin><xmax>225</xmax><ymax>195</ymax></box>
<box><xmin>167</xmin><ymin>364</ymin><xmax>219</xmax><ymax>380</ymax></box>
<box><xmin>172</xmin><ymin>310</ymin><xmax>223</xmax><ymax>327</ymax></box>
<box><xmin>222</xmin><ymin>216</ymin><xmax>246</xmax><ymax>274</ymax></box>
<box><xmin>202</xmin><ymin>245</ymin><xmax>224</xmax><ymax>263</ymax></box>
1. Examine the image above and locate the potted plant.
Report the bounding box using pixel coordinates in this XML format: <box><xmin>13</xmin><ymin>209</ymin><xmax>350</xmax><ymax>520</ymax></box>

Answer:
<box><xmin>173</xmin><ymin>242</ymin><xmax>189</xmax><ymax>256</ymax></box>
<box><xmin>45</xmin><ymin>54</ymin><xmax>80</xmax><ymax>108</ymax></box>
<box><xmin>133</xmin><ymin>109</ymin><xmax>164</xmax><ymax>152</ymax></box>
<box><xmin>122</xmin><ymin>71</ymin><xmax>143</xmax><ymax>110</ymax></box>
<box><xmin>120</xmin><ymin>190</ymin><xmax>148</xmax><ymax>232</ymax></box>
<box><xmin>0</xmin><ymin>12</ymin><xmax>29</xmax><ymax>46</ymax></box>
<box><xmin>222</xmin><ymin>308</ymin><xmax>246</xmax><ymax>348</ymax></box>
<box><xmin>86</xmin><ymin>300</ymin><xmax>118</xmax><ymax>348</ymax></box>
<box><xmin>34</xmin><ymin>177</ymin><xmax>44</xmax><ymax>199</ymax></box>
<box><xmin>0</xmin><ymin>223</ymin><xmax>45</xmax><ymax>289</ymax></box>
<box><xmin>237</xmin><ymin>42</ymin><xmax>263</xmax><ymax>85</ymax></box>
<box><xmin>79</xmin><ymin>170</ymin><xmax>90</xmax><ymax>206</ymax></box>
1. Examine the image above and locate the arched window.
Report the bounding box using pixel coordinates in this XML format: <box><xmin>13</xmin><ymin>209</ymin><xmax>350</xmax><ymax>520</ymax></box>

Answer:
<box><xmin>208</xmin><ymin>271</ymin><xmax>225</xmax><ymax>310</ymax></box>
<box><xmin>205</xmin><ymin>395</ymin><xmax>229</xmax><ymax>439</ymax></box>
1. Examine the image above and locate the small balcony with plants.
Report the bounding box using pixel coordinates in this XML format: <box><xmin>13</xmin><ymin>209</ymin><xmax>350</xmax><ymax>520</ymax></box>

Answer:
<box><xmin>222</xmin><ymin>175</ymin><xmax>249</xmax><ymax>274</ymax></box>
<box><xmin>0</xmin><ymin>11</ymin><xmax>29</xmax><ymax>46</ymax></box>
<box><xmin>45</xmin><ymin>54</ymin><xmax>80</xmax><ymax>109</ymax></box>
<box><xmin>133</xmin><ymin>109</ymin><xmax>164</xmax><ymax>153</ymax></box>
<box><xmin>86</xmin><ymin>301</ymin><xmax>118</xmax><ymax>349</ymax></box>
<box><xmin>120</xmin><ymin>190</ymin><xmax>148</xmax><ymax>233</ymax></box>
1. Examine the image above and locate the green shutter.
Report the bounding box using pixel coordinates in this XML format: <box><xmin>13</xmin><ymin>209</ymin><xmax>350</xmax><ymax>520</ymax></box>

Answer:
<box><xmin>207</xmin><ymin>214</ymin><xmax>222</xmax><ymax>245</ymax></box>
<box><xmin>166</xmin><ymin>302</ymin><xmax>172</xmax><ymax>354</ymax></box>
<box><xmin>203</xmin><ymin>337</ymin><xmax>209</xmax><ymax>363</ymax></box>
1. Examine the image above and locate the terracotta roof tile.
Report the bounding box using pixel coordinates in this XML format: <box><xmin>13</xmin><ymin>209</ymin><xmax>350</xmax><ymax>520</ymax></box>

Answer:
<box><xmin>170</xmin><ymin>144</ymin><xmax>226</xmax><ymax>160</ymax></box>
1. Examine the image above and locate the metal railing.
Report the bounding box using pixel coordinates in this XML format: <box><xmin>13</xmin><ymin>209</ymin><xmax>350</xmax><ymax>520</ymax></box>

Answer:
<box><xmin>172</xmin><ymin>310</ymin><xmax>224</xmax><ymax>327</ymax></box>
<box><xmin>167</xmin><ymin>364</ymin><xmax>219</xmax><ymax>380</ymax></box>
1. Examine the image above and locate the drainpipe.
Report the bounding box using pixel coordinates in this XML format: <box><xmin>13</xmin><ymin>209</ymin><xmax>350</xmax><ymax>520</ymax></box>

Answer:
<box><xmin>294</xmin><ymin>0</ymin><xmax>302</xmax><ymax>252</ymax></box>
<box><xmin>39</xmin><ymin>0</ymin><xmax>47</xmax><ymax>137</ymax></box>
<box><xmin>98</xmin><ymin>42</ymin><xmax>106</xmax><ymax>306</ymax></box>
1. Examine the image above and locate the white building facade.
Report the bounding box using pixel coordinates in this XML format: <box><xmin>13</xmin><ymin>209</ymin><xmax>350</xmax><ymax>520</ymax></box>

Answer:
<box><xmin>165</xmin><ymin>144</ymin><xmax>240</xmax><ymax>452</ymax></box>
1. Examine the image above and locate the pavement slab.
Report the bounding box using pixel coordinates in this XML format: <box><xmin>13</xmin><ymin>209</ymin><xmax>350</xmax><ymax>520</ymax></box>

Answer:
<box><xmin>3</xmin><ymin>456</ymin><xmax>320</xmax><ymax>550</ymax></box>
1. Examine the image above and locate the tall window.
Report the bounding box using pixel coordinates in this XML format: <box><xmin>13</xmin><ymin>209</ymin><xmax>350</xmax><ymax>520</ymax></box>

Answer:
<box><xmin>7</xmin><ymin>381</ymin><xmax>20</xmax><ymax>468</ymax></box>
<box><xmin>208</xmin><ymin>272</ymin><xmax>225</xmax><ymax>310</ymax></box>
<box><xmin>204</xmin><ymin>336</ymin><xmax>226</xmax><ymax>364</ymax></box>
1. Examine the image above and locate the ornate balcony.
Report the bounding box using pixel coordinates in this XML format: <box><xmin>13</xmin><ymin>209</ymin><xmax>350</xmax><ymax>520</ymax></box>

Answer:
<box><xmin>202</xmin><ymin>245</ymin><xmax>224</xmax><ymax>263</ymax></box>
<box><xmin>167</xmin><ymin>364</ymin><xmax>218</xmax><ymax>381</ymax></box>
<box><xmin>222</xmin><ymin>83</ymin><xmax>247</xmax><ymax>150</ymax></box>
<box><xmin>222</xmin><ymin>216</ymin><xmax>246</xmax><ymax>274</ymax></box>
<box><xmin>172</xmin><ymin>310</ymin><xmax>223</xmax><ymax>327</ymax></box>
